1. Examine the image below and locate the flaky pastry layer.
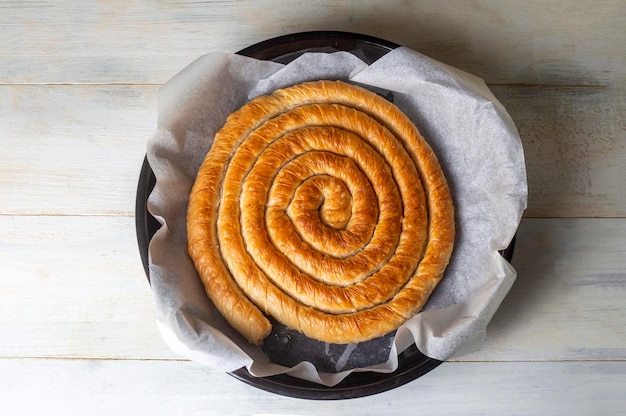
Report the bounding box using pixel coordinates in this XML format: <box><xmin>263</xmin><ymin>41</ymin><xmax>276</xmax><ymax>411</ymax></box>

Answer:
<box><xmin>187</xmin><ymin>80</ymin><xmax>455</xmax><ymax>345</ymax></box>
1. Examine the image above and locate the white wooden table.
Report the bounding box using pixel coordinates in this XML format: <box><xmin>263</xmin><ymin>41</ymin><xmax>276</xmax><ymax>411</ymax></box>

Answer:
<box><xmin>2</xmin><ymin>1</ymin><xmax>625</xmax><ymax>414</ymax></box>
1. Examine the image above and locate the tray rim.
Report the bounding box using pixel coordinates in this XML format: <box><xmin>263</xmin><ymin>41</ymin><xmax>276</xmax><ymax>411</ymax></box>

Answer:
<box><xmin>134</xmin><ymin>30</ymin><xmax>516</xmax><ymax>400</ymax></box>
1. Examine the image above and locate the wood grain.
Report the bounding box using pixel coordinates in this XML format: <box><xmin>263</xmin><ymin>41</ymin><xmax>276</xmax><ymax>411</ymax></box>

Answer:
<box><xmin>2</xmin><ymin>216</ymin><xmax>624</xmax><ymax>363</ymax></box>
<box><xmin>2</xmin><ymin>1</ymin><xmax>625</xmax><ymax>413</ymax></box>
<box><xmin>3</xmin><ymin>0</ymin><xmax>625</xmax><ymax>218</ymax></box>
<box><xmin>1</xmin><ymin>358</ymin><xmax>624</xmax><ymax>415</ymax></box>
<box><xmin>1</xmin><ymin>1</ymin><xmax>624</xmax><ymax>85</ymax></box>
<box><xmin>493</xmin><ymin>84</ymin><xmax>626</xmax><ymax>217</ymax></box>
<box><xmin>462</xmin><ymin>218</ymin><xmax>626</xmax><ymax>362</ymax></box>
<box><xmin>0</xmin><ymin>84</ymin><xmax>154</xmax><ymax>215</ymax></box>
<box><xmin>0</xmin><ymin>215</ymin><xmax>174</xmax><ymax>360</ymax></box>
<box><xmin>2</xmin><ymin>83</ymin><xmax>625</xmax><ymax>217</ymax></box>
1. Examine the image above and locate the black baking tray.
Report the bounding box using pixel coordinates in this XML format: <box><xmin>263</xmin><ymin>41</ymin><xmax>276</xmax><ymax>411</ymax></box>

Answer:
<box><xmin>135</xmin><ymin>31</ymin><xmax>516</xmax><ymax>400</ymax></box>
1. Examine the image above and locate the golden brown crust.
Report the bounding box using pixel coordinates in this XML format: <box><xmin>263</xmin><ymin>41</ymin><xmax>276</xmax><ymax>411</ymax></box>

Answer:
<box><xmin>187</xmin><ymin>80</ymin><xmax>455</xmax><ymax>345</ymax></box>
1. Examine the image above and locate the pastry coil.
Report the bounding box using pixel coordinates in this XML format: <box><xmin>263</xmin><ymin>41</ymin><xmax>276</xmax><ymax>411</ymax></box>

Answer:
<box><xmin>187</xmin><ymin>80</ymin><xmax>455</xmax><ymax>345</ymax></box>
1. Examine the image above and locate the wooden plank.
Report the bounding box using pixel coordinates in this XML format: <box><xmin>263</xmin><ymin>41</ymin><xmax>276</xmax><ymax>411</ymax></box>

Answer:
<box><xmin>2</xmin><ymin>83</ymin><xmax>625</xmax><ymax>217</ymax></box>
<box><xmin>0</xmin><ymin>215</ymin><xmax>175</xmax><ymax>360</ymax></box>
<box><xmin>0</xmin><ymin>0</ymin><xmax>624</xmax><ymax>84</ymax></box>
<box><xmin>493</xmin><ymin>84</ymin><xmax>626</xmax><ymax>217</ymax></box>
<box><xmin>2</xmin><ymin>216</ymin><xmax>625</xmax><ymax>362</ymax></box>
<box><xmin>0</xmin><ymin>84</ymin><xmax>155</xmax><ymax>215</ymax></box>
<box><xmin>461</xmin><ymin>218</ymin><xmax>626</xmax><ymax>362</ymax></box>
<box><xmin>0</xmin><ymin>358</ymin><xmax>624</xmax><ymax>415</ymax></box>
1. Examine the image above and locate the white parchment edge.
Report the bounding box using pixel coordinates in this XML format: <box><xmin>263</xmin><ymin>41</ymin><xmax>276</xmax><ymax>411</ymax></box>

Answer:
<box><xmin>146</xmin><ymin>47</ymin><xmax>528</xmax><ymax>386</ymax></box>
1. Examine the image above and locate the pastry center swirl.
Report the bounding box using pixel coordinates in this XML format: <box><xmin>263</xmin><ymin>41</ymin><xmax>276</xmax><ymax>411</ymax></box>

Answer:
<box><xmin>187</xmin><ymin>80</ymin><xmax>455</xmax><ymax>345</ymax></box>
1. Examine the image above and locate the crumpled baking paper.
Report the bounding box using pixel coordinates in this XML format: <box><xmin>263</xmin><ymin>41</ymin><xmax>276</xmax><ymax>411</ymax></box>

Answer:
<box><xmin>146</xmin><ymin>46</ymin><xmax>528</xmax><ymax>387</ymax></box>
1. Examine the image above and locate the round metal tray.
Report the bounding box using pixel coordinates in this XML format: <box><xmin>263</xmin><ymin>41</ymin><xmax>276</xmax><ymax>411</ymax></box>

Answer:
<box><xmin>135</xmin><ymin>31</ymin><xmax>516</xmax><ymax>400</ymax></box>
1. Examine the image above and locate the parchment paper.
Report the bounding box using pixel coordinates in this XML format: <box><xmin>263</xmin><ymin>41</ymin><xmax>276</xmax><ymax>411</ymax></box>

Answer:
<box><xmin>146</xmin><ymin>47</ymin><xmax>528</xmax><ymax>386</ymax></box>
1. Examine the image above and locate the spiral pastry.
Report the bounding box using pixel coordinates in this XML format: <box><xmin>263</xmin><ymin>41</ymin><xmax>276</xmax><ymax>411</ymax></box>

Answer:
<box><xmin>187</xmin><ymin>80</ymin><xmax>455</xmax><ymax>345</ymax></box>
